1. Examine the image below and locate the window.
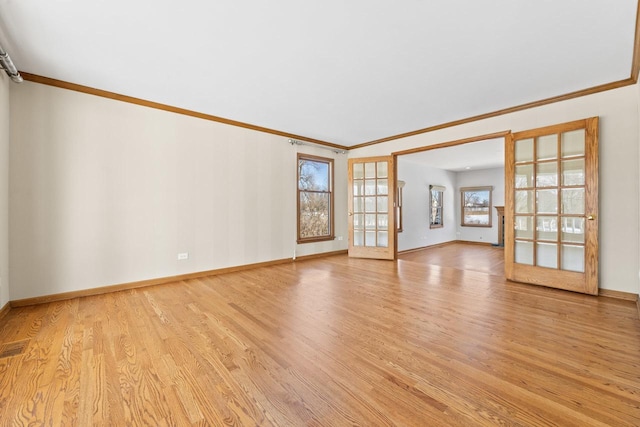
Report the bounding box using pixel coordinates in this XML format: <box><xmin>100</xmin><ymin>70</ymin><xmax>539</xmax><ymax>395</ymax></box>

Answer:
<box><xmin>297</xmin><ymin>154</ymin><xmax>334</xmax><ymax>243</ymax></box>
<box><xmin>461</xmin><ymin>186</ymin><xmax>493</xmax><ymax>227</ymax></box>
<box><xmin>429</xmin><ymin>185</ymin><xmax>445</xmax><ymax>228</ymax></box>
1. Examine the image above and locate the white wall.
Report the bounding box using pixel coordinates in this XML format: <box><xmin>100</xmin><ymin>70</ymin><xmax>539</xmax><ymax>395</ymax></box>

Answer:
<box><xmin>397</xmin><ymin>158</ymin><xmax>456</xmax><ymax>251</ymax></box>
<box><xmin>456</xmin><ymin>167</ymin><xmax>505</xmax><ymax>244</ymax></box>
<box><xmin>9</xmin><ymin>82</ymin><xmax>348</xmax><ymax>301</ymax></box>
<box><xmin>0</xmin><ymin>73</ymin><xmax>9</xmax><ymax>308</ymax></box>
<box><xmin>351</xmin><ymin>85</ymin><xmax>640</xmax><ymax>294</ymax></box>
<box><xmin>397</xmin><ymin>160</ymin><xmax>504</xmax><ymax>249</ymax></box>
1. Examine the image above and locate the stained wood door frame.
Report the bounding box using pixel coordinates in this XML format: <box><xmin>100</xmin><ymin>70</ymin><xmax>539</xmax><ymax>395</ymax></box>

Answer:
<box><xmin>391</xmin><ymin>130</ymin><xmax>512</xmax><ymax>259</ymax></box>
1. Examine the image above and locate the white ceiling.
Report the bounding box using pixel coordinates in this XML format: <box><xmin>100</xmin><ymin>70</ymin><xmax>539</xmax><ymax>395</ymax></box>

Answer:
<box><xmin>401</xmin><ymin>138</ymin><xmax>505</xmax><ymax>172</ymax></box>
<box><xmin>0</xmin><ymin>1</ymin><xmax>637</xmax><ymax>147</ymax></box>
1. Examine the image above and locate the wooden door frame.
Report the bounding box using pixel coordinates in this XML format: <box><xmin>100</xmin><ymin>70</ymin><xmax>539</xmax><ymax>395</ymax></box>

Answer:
<box><xmin>391</xmin><ymin>130</ymin><xmax>512</xmax><ymax>259</ymax></box>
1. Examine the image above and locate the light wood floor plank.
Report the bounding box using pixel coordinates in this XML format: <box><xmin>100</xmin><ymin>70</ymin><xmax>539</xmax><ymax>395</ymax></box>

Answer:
<box><xmin>1</xmin><ymin>243</ymin><xmax>639</xmax><ymax>425</ymax></box>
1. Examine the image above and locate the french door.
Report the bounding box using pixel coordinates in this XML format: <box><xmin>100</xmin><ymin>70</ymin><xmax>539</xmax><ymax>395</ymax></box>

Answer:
<box><xmin>505</xmin><ymin>118</ymin><xmax>599</xmax><ymax>294</ymax></box>
<box><xmin>348</xmin><ymin>156</ymin><xmax>395</xmax><ymax>260</ymax></box>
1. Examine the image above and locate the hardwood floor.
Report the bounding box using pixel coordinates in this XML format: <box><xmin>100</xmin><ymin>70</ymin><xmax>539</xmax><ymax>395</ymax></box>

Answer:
<box><xmin>0</xmin><ymin>243</ymin><xmax>639</xmax><ymax>426</ymax></box>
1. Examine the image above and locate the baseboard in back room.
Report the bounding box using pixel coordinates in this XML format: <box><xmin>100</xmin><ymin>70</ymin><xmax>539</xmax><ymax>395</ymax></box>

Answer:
<box><xmin>398</xmin><ymin>240</ymin><xmax>458</xmax><ymax>255</ymax></box>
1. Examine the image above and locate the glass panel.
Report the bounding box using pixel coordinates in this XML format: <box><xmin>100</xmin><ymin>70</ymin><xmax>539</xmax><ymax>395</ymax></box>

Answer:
<box><xmin>515</xmin><ymin>190</ymin><xmax>534</xmax><ymax>214</ymax></box>
<box><xmin>431</xmin><ymin>208</ymin><xmax>443</xmax><ymax>227</ymax></box>
<box><xmin>299</xmin><ymin>160</ymin><xmax>329</xmax><ymax>191</ymax></box>
<box><xmin>377</xmin><ymin>231</ymin><xmax>388</xmax><ymax>247</ymax></box>
<box><xmin>430</xmin><ymin>189</ymin><xmax>443</xmax><ymax>229</ymax></box>
<box><xmin>299</xmin><ymin>192</ymin><xmax>330</xmax><ymax>238</ymax></box>
<box><xmin>353</xmin><ymin>181</ymin><xmax>364</xmax><ymax>196</ymax></box>
<box><xmin>353</xmin><ymin>163</ymin><xmax>364</xmax><ymax>179</ymax></box>
<box><xmin>377</xmin><ymin>161</ymin><xmax>388</xmax><ymax>178</ymax></box>
<box><xmin>365</xmin><ymin>214</ymin><xmax>376</xmax><ymax>230</ymax></box>
<box><xmin>364</xmin><ymin>162</ymin><xmax>376</xmax><ymax>179</ymax></box>
<box><xmin>377</xmin><ymin>179</ymin><xmax>388</xmax><ymax>195</ymax></box>
<box><xmin>536</xmin><ymin>189</ymin><xmax>558</xmax><ymax>214</ymax></box>
<box><xmin>536</xmin><ymin>216</ymin><xmax>557</xmax><ymax>241</ymax></box>
<box><xmin>365</xmin><ymin>197</ymin><xmax>376</xmax><ymax>212</ymax></box>
<box><xmin>354</xmin><ymin>231</ymin><xmax>364</xmax><ymax>246</ymax></box>
<box><xmin>461</xmin><ymin>188</ymin><xmax>491</xmax><ymax>226</ymax></box>
<box><xmin>515</xmin><ymin>216</ymin><xmax>534</xmax><ymax>239</ymax></box>
<box><xmin>536</xmin><ymin>162</ymin><xmax>558</xmax><ymax>187</ymax></box>
<box><xmin>537</xmin><ymin>135</ymin><xmax>558</xmax><ymax>160</ymax></box>
<box><xmin>353</xmin><ymin>214</ymin><xmax>364</xmax><ymax>229</ymax></box>
<box><xmin>353</xmin><ymin>197</ymin><xmax>364</xmax><ymax>213</ymax></box>
<box><xmin>561</xmin><ymin>129</ymin><xmax>585</xmax><ymax>158</ymax></box>
<box><xmin>561</xmin><ymin>217</ymin><xmax>585</xmax><ymax>243</ymax></box>
<box><xmin>562</xmin><ymin>159</ymin><xmax>585</xmax><ymax>186</ymax></box>
<box><xmin>562</xmin><ymin>189</ymin><xmax>584</xmax><ymax>214</ymax></box>
<box><xmin>364</xmin><ymin>180</ymin><xmax>376</xmax><ymax>195</ymax></box>
<box><xmin>515</xmin><ymin>138</ymin><xmax>534</xmax><ymax>163</ymax></box>
<box><xmin>515</xmin><ymin>164</ymin><xmax>534</xmax><ymax>188</ymax></box>
<box><xmin>537</xmin><ymin>243</ymin><xmax>558</xmax><ymax>269</ymax></box>
<box><xmin>377</xmin><ymin>196</ymin><xmax>388</xmax><ymax>213</ymax></box>
<box><xmin>515</xmin><ymin>241</ymin><xmax>534</xmax><ymax>265</ymax></box>
<box><xmin>365</xmin><ymin>231</ymin><xmax>376</xmax><ymax>247</ymax></box>
<box><xmin>377</xmin><ymin>214</ymin><xmax>388</xmax><ymax>230</ymax></box>
<box><xmin>561</xmin><ymin>244</ymin><xmax>585</xmax><ymax>272</ymax></box>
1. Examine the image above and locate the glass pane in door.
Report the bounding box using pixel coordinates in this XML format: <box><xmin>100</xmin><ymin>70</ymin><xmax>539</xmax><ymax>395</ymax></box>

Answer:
<box><xmin>515</xmin><ymin>216</ymin><xmax>534</xmax><ymax>239</ymax></box>
<box><xmin>512</xmin><ymin>127</ymin><xmax>586</xmax><ymax>273</ymax></box>
<box><xmin>561</xmin><ymin>130</ymin><xmax>585</xmax><ymax>157</ymax></box>
<box><xmin>515</xmin><ymin>138</ymin><xmax>534</xmax><ymax>162</ymax></box>
<box><xmin>562</xmin><ymin>189</ymin><xmax>585</xmax><ymax>214</ymax></box>
<box><xmin>537</xmin><ymin>243</ymin><xmax>558</xmax><ymax>269</ymax></box>
<box><xmin>561</xmin><ymin>217</ymin><xmax>585</xmax><ymax>243</ymax></box>
<box><xmin>561</xmin><ymin>245</ymin><xmax>585</xmax><ymax>272</ymax></box>
<box><xmin>515</xmin><ymin>241</ymin><xmax>534</xmax><ymax>265</ymax></box>
<box><xmin>562</xmin><ymin>159</ymin><xmax>585</xmax><ymax>185</ymax></box>
<box><xmin>515</xmin><ymin>165</ymin><xmax>534</xmax><ymax>188</ymax></box>
<box><xmin>537</xmin><ymin>135</ymin><xmax>558</xmax><ymax>160</ymax></box>
<box><xmin>352</xmin><ymin>160</ymin><xmax>390</xmax><ymax>248</ymax></box>
<box><xmin>536</xmin><ymin>162</ymin><xmax>557</xmax><ymax>187</ymax></box>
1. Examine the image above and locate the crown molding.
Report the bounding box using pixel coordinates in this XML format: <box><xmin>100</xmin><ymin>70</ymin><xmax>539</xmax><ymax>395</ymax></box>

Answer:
<box><xmin>19</xmin><ymin>0</ymin><xmax>640</xmax><ymax>154</ymax></box>
<box><xmin>351</xmin><ymin>77</ymin><xmax>636</xmax><ymax>150</ymax></box>
<box><xmin>19</xmin><ymin>72</ymin><xmax>350</xmax><ymax>152</ymax></box>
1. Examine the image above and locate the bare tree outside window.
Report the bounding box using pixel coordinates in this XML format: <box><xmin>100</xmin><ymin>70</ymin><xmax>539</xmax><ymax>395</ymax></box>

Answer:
<box><xmin>461</xmin><ymin>186</ymin><xmax>493</xmax><ymax>227</ymax></box>
<box><xmin>429</xmin><ymin>185</ymin><xmax>445</xmax><ymax>228</ymax></box>
<box><xmin>297</xmin><ymin>154</ymin><xmax>334</xmax><ymax>243</ymax></box>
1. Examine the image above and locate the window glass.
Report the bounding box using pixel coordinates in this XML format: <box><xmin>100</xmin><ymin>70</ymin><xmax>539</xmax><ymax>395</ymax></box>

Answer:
<box><xmin>430</xmin><ymin>186</ymin><xmax>444</xmax><ymax>228</ymax></box>
<box><xmin>298</xmin><ymin>155</ymin><xmax>334</xmax><ymax>242</ymax></box>
<box><xmin>461</xmin><ymin>187</ymin><xmax>492</xmax><ymax>227</ymax></box>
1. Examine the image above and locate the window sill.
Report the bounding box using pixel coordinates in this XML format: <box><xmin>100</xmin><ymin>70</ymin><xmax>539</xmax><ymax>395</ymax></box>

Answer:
<box><xmin>297</xmin><ymin>236</ymin><xmax>335</xmax><ymax>244</ymax></box>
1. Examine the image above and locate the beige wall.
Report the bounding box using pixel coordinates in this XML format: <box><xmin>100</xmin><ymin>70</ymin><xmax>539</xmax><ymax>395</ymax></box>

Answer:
<box><xmin>9</xmin><ymin>82</ymin><xmax>348</xmax><ymax>300</ymax></box>
<box><xmin>7</xmin><ymin>79</ymin><xmax>640</xmax><ymax>299</ymax></box>
<box><xmin>0</xmin><ymin>73</ymin><xmax>9</xmax><ymax>308</ymax></box>
<box><xmin>351</xmin><ymin>85</ymin><xmax>640</xmax><ymax>294</ymax></box>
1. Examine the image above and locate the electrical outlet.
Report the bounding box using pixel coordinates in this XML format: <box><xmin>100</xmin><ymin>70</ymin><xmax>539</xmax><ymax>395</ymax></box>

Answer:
<box><xmin>177</xmin><ymin>252</ymin><xmax>189</xmax><ymax>260</ymax></box>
